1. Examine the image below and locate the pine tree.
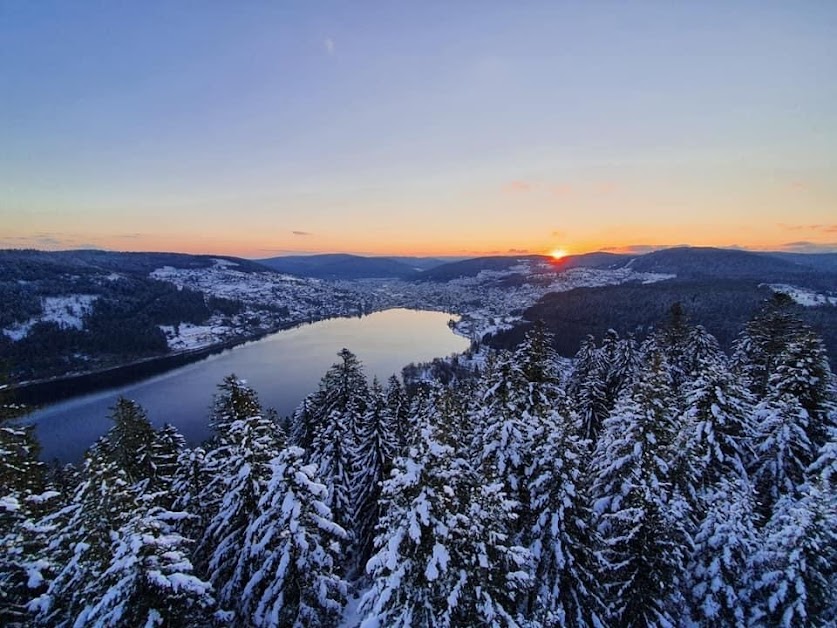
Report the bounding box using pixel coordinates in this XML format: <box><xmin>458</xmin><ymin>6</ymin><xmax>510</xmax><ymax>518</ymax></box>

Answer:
<box><xmin>31</xmin><ymin>442</ymin><xmax>139</xmax><ymax>626</ymax></box>
<box><xmin>590</xmin><ymin>350</ymin><xmax>691</xmax><ymax>626</ymax></box>
<box><xmin>675</xmin><ymin>353</ymin><xmax>754</xmax><ymax>502</ymax></box>
<box><xmin>308</xmin><ymin>349</ymin><xmax>369</xmax><ymax>532</ymax></box>
<box><xmin>474</xmin><ymin>351</ymin><xmax>535</xmax><ymax>522</ymax></box>
<box><xmin>146</xmin><ymin>423</ymin><xmax>186</xmax><ymax>506</ymax></box>
<box><xmin>199</xmin><ymin>412</ymin><xmax>285</xmax><ymax>612</ymax></box>
<box><xmin>76</xmin><ymin>507</ymin><xmax>215</xmax><ymax>626</ymax></box>
<box><xmin>385</xmin><ymin>374</ymin><xmax>410</xmax><ymax>452</ymax></box>
<box><xmin>103</xmin><ymin>397</ymin><xmax>156</xmax><ymax>485</ymax></box>
<box><xmin>0</xmin><ymin>416</ymin><xmax>52</xmax><ymax>625</ymax></box>
<box><xmin>770</xmin><ymin>329</ymin><xmax>837</xmax><ymax>453</ymax></box>
<box><xmin>170</xmin><ymin>445</ymin><xmax>209</xmax><ymax>546</ymax></box>
<box><xmin>192</xmin><ymin>377</ymin><xmax>270</xmax><ymax>568</ymax></box>
<box><xmin>749</xmin><ymin>486</ymin><xmax>837</xmax><ymax>627</ymax></box>
<box><xmin>351</xmin><ymin>378</ymin><xmax>399</xmax><ymax>573</ymax></box>
<box><xmin>750</xmin><ymin>394</ymin><xmax>815</xmax><ymax>521</ymax></box>
<box><xmin>569</xmin><ymin>335</ymin><xmax>609</xmax><ymax>445</ymax></box>
<box><xmin>526</xmin><ymin>413</ymin><xmax>605</xmax><ymax>626</ymax></box>
<box><xmin>686</xmin><ymin>478</ymin><xmax>758</xmax><ymax>627</ymax></box>
<box><xmin>361</xmin><ymin>390</ymin><xmax>530</xmax><ymax>627</ymax></box>
<box><xmin>606</xmin><ymin>334</ymin><xmax>641</xmax><ymax>410</ymax></box>
<box><xmin>238</xmin><ymin>446</ymin><xmax>348</xmax><ymax>627</ymax></box>
<box><xmin>210</xmin><ymin>374</ymin><xmax>263</xmax><ymax>440</ymax></box>
<box><xmin>731</xmin><ymin>292</ymin><xmax>805</xmax><ymax>399</ymax></box>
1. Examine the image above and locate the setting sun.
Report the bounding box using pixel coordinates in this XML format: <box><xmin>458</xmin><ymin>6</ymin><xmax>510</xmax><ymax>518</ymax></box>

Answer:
<box><xmin>550</xmin><ymin>248</ymin><xmax>568</xmax><ymax>260</ymax></box>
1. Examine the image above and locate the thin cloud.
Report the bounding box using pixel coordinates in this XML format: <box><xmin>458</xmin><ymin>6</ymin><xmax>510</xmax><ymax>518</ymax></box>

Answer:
<box><xmin>292</xmin><ymin>230</ymin><xmax>313</xmax><ymax>237</ymax></box>
<box><xmin>324</xmin><ymin>38</ymin><xmax>335</xmax><ymax>55</ymax></box>
<box><xmin>600</xmin><ymin>244</ymin><xmax>664</xmax><ymax>255</ymax></box>
<box><xmin>507</xmin><ymin>248</ymin><xmax>529</xmax><ymax>254</ymax></box>
<box><xmin>503</xmin><ymin>180</ymin><xmax>532</xmax><ymax>193</ymax></box>
<box><xmin>780</xmin><ymin>241</ymin><xmax>837</xmax><ymax>253</ymax></box>
<box><xmin>778</xmin><ymin>223</ymin><xmax>837</xmax><ymax>234</ymax></box>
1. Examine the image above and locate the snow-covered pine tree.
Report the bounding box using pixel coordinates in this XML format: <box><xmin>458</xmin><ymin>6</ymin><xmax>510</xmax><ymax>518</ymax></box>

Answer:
<box><xmin>567</xmin><ymin>334</ymin><xmax>600</xmax><ymax>400</ymax></box>
<box><xmin>526</xmin><ymin>410</ymin><xmax>605</xmax><ymax>626</ymax></box>
<box><xmin>568</xmin><ymin>335</ymin><xmax>609</xmax><ymax>445</ymax></box>
<box><xmin>361</xmin><ymin>387</ymin><xmax>530</xmax><ymax>627</ymax></box>
<box><xmin>351</xmin><ymin>378</ymin><xmax>399</xmax><ymax>573</ymax></box>
<box><xmin>686</xmin><ymin>478</ymin><xmax>758</xmax><ymax>627</ymax></box>
<box><xmin>749</xmin><ymin>485</ymin><xmax>837</xmax><ymax>627</ymax></box>
<box><xmin>238</xmin><ymin>446</ymin><xmax>348</xmax><ymax>627</ymax></box>
<box><xmin>290</xmin><ymin>394</ymin><xmax>317</xmax><ymax>451</ymax></box>
<box><xmin>0</xmin><ymin>412</ymin><xmax>51</xmax><ymax>624</ymax></box>
<box><xmin>770</xmin><ymin>328</ymin><xmax>837</xmax><ymax>453</ymax></box>
<box><xmin>31</xmin><ymin>441</ymin><xmax>140</xmax><ymax>626</ymax></box>
<box><xmin>75</xmin><ymin>506</ymin><xmax>216</xmax><ymax>626</ymax></box>
<box><xmin>731</xmin><ymin>292</ymin><xmax>806</xmax><ymax>399</ymax></box>
<box><xmin>675</xmin><ymin>347</ymin><xmax>754</xmax><ymax>502</ymax></box>
<box><xmin>210</xmin><ymin>374</ymin><xmax>264</xmax><ymax>441</ymax></box>
<box><xmin>170</xmin><ymin>445</ymin><xmax>208</xmax><ymax>546</ymax></box>
<box><xmin>385</xmin><ymin>374</ymin><xmax>410</xmax><ymax>452</ymax></box>
<box><xmin>145</xmin><ymin>423</ymin><xmax>186</xmax><ymax>507</ymax></box>
<box><xmin>750</xmin><ymin>393</ymin><xmax>815</xmax><ymax>521</ymax></box>
<box><xmin>199</xmin><ymin>411</ymin><xmax>285</xmax><ymax>614</ymax></box>
<box><xmin>606</xmin><ymin>333</ymin><xmax>641</xmax><ymax>411</ymax></box>
<box><xmin>192</xmin><ymin>376</ymin><xmax>268</xmax><ymax>563</ymax></box>
<box><xmin>474</xmin><ymin>350</ymin><xmax>535</xmax><ymax>529</ymax></box>
<box><xmin>103</xmin><ymin>397</ymin><xmax>156</xmax><ymax>485</ymax></box>
<box><xmin>308</xmin><ymin>349</ymin><xmax>369</xmax><ymax>532</ymax></box>
<box><xmin>590</xmin><ymin>348</ymin><xmax>691</xmax><ymax>626</ymax></box>
<box><xmin>655</xmin><ymin>301</ymin><xmax>693</xmax><ymax>397</ymax></box>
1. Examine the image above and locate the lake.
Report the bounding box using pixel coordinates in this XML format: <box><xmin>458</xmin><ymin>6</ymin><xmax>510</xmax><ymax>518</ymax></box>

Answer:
<box><xmin>23</xmin><ymin>308</ymin><xmax>469</xmax><ymax>463</ymax></box>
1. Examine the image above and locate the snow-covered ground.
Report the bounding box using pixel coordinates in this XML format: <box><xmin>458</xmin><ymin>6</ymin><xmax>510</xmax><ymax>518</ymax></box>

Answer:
<box><xmin>158</xmin><ymin>320</ymin><xmax>234</xmax><ymax>351</ymax></box>
<box><xmin>2</xmin><ymin>294</ymin><xmax>98</xmax><ymax>341</ymax></box>
<box><xmin>767</xmin><ymin>284</ymin><xmax>837</xmax><ymax>307</ymax></box>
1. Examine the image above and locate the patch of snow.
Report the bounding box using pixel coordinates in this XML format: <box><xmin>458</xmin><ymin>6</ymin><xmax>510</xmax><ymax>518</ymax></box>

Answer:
<box><xmin>767</xmin><ymin>284</ymin><xmax>837</xmax><ymax>307</ymax></box>
<box><xmin>339</xmin><ymin>588</ymin><xmax>371</xmax><ymax>628</ymax></box>
<box><xmin>2</xmin><ymin>294</ymin><xmax>97</xmax><ymax>341</ymax></box>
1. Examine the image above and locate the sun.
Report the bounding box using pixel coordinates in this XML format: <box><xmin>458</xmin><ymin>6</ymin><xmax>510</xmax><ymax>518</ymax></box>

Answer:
<box><xmin>549</xmin><ymin>248</ymin><xmax>568</xmax><ymax>260</ymax></box>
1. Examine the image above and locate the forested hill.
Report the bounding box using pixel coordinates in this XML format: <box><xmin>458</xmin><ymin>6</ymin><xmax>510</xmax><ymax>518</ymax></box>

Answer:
<box><xmin>0</xmin><ymin>248</ymin><xmax>270</xmax><ymax>276</ymax></box>
<box><xmin>2</xmin><ymin>300</ymin><xmax>835</xmax><ymax>625</ymax></box>
<box><xmin>493</xmin><ymin>279</ymin><xmax>837</xmax><ymax>368</ymax></box>
<box><xmin>622</xmin><ymin>246</ymin><xmax>837</xmax><ymax>289</ymax></box>
<box><xmin>0</xmin><ymin>249</ymin><xmax>370</xmax><ymax>383</ymax></box>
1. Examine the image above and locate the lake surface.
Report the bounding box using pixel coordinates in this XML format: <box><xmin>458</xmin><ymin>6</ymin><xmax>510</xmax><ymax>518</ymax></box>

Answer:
<box><xmin>23</xmin><ymin>309</ymin><xmax>469</xmax><ymax>463</ymax></box>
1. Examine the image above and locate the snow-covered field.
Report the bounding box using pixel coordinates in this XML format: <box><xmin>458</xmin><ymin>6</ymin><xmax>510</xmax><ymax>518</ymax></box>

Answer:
<box><xmin>768</xmin><ymin>284</ymin><xmax>837</xmax><ymax>307</ymax></box>
<box><xmin>2</xmin><ymin>294</ymin><xmax>98</xmax><ymax>341</ymax></box>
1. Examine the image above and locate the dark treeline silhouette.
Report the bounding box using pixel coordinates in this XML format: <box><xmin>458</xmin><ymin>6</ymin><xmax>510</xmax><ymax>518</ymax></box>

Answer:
<box><xmin>492</xmin><ymin>280</ymin><xmax>837</xmax><ymax>369</ymax></box>
<box><xmin>2</xmin><ymin>295</ymin><xmax>835</xmax><ymax>626</ymax></box>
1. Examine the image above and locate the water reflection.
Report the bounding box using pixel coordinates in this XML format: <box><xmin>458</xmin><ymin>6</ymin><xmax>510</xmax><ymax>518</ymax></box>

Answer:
<box><xmin>24</xmin><ymin>309</ymin><xmax>468</xmax><ymax>462</ymax></box>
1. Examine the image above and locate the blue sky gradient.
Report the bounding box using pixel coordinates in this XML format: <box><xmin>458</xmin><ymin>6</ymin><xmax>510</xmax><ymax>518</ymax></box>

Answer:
<box><xmin>2</xmin><ymin>1</ymin><xmax>836</xmax><ymax>256</ymax></box>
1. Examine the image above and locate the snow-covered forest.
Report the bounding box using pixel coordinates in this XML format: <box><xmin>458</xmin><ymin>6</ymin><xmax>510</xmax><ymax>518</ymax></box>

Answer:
<box><xmin>2</xmin><ymin>295</ymin><xmax>835</xmax><ymax>627</ymax></box>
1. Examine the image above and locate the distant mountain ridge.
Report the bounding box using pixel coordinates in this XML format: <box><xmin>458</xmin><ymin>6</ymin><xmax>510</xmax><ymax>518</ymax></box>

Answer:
<box><xmin>0</xmin><ymin>249</ymin><xmax>268</xmax><ymax>277</ymax></box>
<box><xmin>256</xmin><ymin>254</ymin><xmax>453</xmax><ymax>280</ymax></box>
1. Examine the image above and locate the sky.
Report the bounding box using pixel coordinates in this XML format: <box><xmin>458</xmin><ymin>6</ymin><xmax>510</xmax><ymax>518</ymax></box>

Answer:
<box><xmin>2</xmin><ymin>1</ymin><xmax>836</xmax><ymax>258</ymax></box>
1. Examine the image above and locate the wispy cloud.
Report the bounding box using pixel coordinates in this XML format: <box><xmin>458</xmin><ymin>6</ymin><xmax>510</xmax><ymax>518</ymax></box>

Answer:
<box><xmin>292</xmin><ymin>230</ymin><xmax>313</xmax><ymax>236</ymax></box>
<box><xmin>507</xmin><ymin>248</ymin><xmax>529</xmax><ymax>254</ymax></box>
<box><xmin>778</xmin><ymin>223</ymin><xmax>837</xmax><ymax>234</ymax></box>
<box><xmin>600</xmin><ymin>244</ymin><xmax>671</xmax><ymax>255</ymax></box>
<box><xmin>324</xmin><ymin>37</ymin><xmax>335</xmax><ymax>55</ymax></box>
<box><xmin>503</xmin><ymin>180</ymin><xmax>532</xmax><ymax>193</ymax></box>
<box><xmin>779</xmin><ymin>241</ymin><xmax>837</xmax><ymax>253</ymax></box>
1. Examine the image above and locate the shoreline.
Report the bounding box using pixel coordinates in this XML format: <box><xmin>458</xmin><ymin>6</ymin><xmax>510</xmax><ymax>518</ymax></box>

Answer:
<box><xmin>8</xmin><ymin>319</ymin><xmax>311</xmax><ymax>408</ymax></box>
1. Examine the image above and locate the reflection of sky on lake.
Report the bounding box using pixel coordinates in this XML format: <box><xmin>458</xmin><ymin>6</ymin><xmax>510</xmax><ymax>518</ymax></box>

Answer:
<box><xmin>24</xmin><ymin>309</ymin><xmax>467</xmax><ymax>463</ymax></box>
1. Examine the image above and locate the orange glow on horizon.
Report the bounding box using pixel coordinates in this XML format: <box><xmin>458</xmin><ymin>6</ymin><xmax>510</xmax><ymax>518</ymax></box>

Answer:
<box><xmin>549</xmin><ymin>248</ymin><xmax>568</xmax><ymax>260</ymax></box>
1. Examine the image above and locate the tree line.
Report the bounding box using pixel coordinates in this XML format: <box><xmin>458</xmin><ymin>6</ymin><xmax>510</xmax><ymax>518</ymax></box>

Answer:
<box><xmin>1</xmin><ymin>294</ymin><xmax>835</xmax><ymax>626</ymax></box>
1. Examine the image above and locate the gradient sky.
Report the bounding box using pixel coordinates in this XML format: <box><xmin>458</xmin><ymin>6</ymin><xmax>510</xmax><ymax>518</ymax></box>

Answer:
<box><xmin>2</xmin><ymin>1</ymin><xmax>836</xmax><ymax>258</ymax></box>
